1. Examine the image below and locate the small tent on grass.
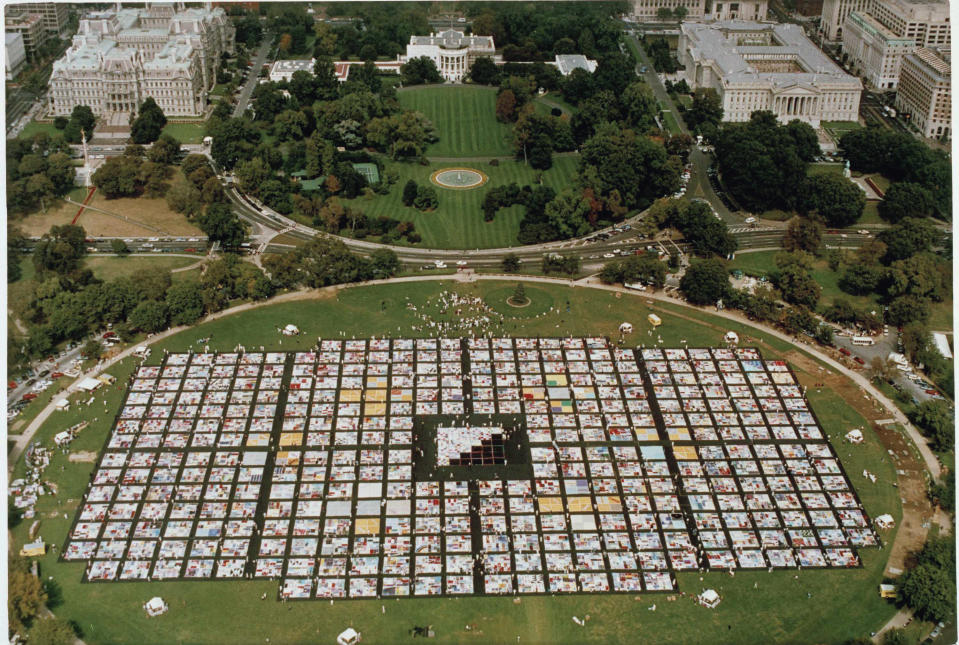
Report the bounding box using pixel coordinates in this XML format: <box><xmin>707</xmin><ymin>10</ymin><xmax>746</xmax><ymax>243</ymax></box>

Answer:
<box><xmin>698</xmin><ymin>589</ymin><xmax>721</xmax><ymax>608</ymax></box>
<box><xmin>144</xmin><ymin>597</ymin><xmax>168</xmax><ymax>617</ymax></box>
<box><xmin>337</xmin><ymin>628</ymin><xmax>361</xmax><ymax>645</ymax></box>
<box><xmin>845</xmin><ymin>429</ymin><xmax>863</xmax><ymax>444</ymax></box>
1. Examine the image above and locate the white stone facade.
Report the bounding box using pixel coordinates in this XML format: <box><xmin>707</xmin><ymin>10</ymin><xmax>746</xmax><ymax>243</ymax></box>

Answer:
<box><xmin>895</xmin><ymin>47</ymin><xmax>950</xmax><ymax>139</ymax></box>
<box><xmin>48</xmin><ymin>2</ymin><xmax>234</xmax><ymax>118</ymax></box>
<box><xmin>6</xmin><ymin>32</ymin><xmax>27</xmax><ymax>80</ymax></box>
<box><xmin>632</xmin><ymin>0</ymin><xmax>767</xmax><ymax>22</ymax></box>
<box><xmin>843</xmin><ymin>12</ymin><xmax>915</xmax><ymax>89</ymax></box>
<box><xmin>679</xmin><ymin>21</ymin><xmax>863</xmax><ymax>127</ymax></box>
<box><xmin>404</xmin><ymin>30</ymin><xmax>494</xmax><ymax>82</ymax></box>
<box><xmin>822</xmin><ymin>0</ymin><xmax>948</xmax><ymax>45</ymax></box>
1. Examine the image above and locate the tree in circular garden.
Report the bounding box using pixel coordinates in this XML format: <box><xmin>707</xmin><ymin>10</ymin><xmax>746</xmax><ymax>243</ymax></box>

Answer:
<box><xmin>877</xmin><ymin>182</ymin><xmax>935</xmax><ymax>223</ymax></box>
<box><xmin>130</xmin><ymin>97</ymin><xmax>168</xmax><ymax>144</ymax></box>
<box><xmin>509</xmin><ymin>282</ymin><xmax>529</xmax><ymax>306</ymax></box>
<box><xmin>680</xmin><ymin>258</ymin><xmax>730</xmax><ymax>305</ymax></box>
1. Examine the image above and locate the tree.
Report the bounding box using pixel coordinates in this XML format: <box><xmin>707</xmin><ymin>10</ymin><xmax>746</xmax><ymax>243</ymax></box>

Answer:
<box><xmin>181</xmin><ymin>154</ymin><xmax>210</xmax><ymax>177</ymax></box>
<box><xmin>209</xmin><ymin>117</ymin><xmax>261</xmax><ymax>170</ymax></box>
<box><xmin>131</xmin><ymin>97</ymin><xmax>168</xmax><ymax>144</ymax></box>
<box><xmin>273</xmin><ymin>109</ymin><xmax>309</xmax><ymax>142</ymax></box>
<box><xmin>165</xmin><ymin>280</ymin><xmax>205</xmax><ymax>325</ymax></box>
<box><xmin>510</xmin><ymin>282</ymin><xmax>528</xmax><ymax>305</ymax></box>
<box><xmin>165</xmin><ymin>182</ymin><xmax>203</xmax><ymax>217</ymax></box>
<box><xmin>32</xmin><ymin>225</ymin><xmax>87</xmax><ymax>275</ymax></box>
<box><xmin>369</xmin><ymin>249</ymin><xmax>399</xmax><ymax>277</ymax></box>
<box><xmin>199</xmin><ymin>203</ymin><xmax>247</xmax><ymax>248</ymax></box>
<box><xmin>470</xmin><ymin>56</ymin><xmax>500</xmax><ymax>85</ymax></box>
<box><xmin>900</xmin><ymin>322</ymin><xmax>931</xmax><ymax>363</ymax></box>
<box><xmin>401</xmin><ymin>56</ymin><xmax>442</xmax><ymax>85</ymax></box>
<box><xmin>147</xmin><ymin>133</ymin><xmax>180</xmax><ymax>165</ymax></box>
<box><xmin>686</xmin><ymin>88</ymin><xmax>724</xmax><ymax>131</ymax></box>
<box><xmin>496</xmin><ymin>89</ymin><xmax>518</xmax><ymax>123</ymax></box>
<box><xmin>401</xmin><ymin>180</ymin><xmax>418</xmax><ymax>207</ymax></box>
<box><xmin>776</xmin><ymin>264</ymin><xmax>821</xmax><ymax>308</ymax></box>
<box><xmin>899</xmin><ymin>563</ymin><xmax>955</xmax><ymax>622</ymax></box>
<box><xmin>673</xmin><ymin>5</ymin><xmax>689</xmax><ymax>19</ymax></box>
<box><xmin>502</xmin><ymin>253</ymin><xmax>520</xmax><ymax>273</ymax></box>
<box><xmin>70</xmin><ymin>104</ymin><xmax>96</xmax><ymax>139</ymax></box>
<box><xmin>92</xmin><ymin>156</ymin><xmax>141</xmax><ymax>198</ymax></box>
<box><xmin>235</xmin><ymin>157</ymin><xmax>272</xmax><ymax>197</ymax></box>
<box><xmin>27</xmin><ymin>617</ymin><xmax>77</xmax><ymax>645</ymax></box>
<box><xmin>111</xmin><ymin>239</ymin><xmax>130</xmax><ymax>256</ymax></box>
<box><xmin>413</xmin><ymin>185</ymin><xmax>438</xmax><ymax>211</ymax></box>
<box><xmin>803</xmin><ymin>173</ymin><xmax>865</xmax><ymax>228</ymax></box>
<box><xmin>528</xmin><ymin>135</ymin><xmax>553</xmax><ymax>170</ymax></box>
<box><xmin>81</xmin><ymin>338</ymin><xmax>103</xmax><ymax>359</ymax></box>
<box><xmin>656</xmin><ymin>7</ymin><xmax>673</xmax><ymax>20</ymax></box>
<box><xmin>878</xmin><ymin>217</ymin><xmax>939</xmax><ymax>263</ymax></box>
<box><xmin>877</xmin><ymin>182</ymin><xmax>934</xmax><ymax>223</ymax></box>
<box><xmin>912</xmin><ymin>399</ymin><xmax>955</xmax><ymax>452</ymax></box>
<box><xmin>8</xmin><ymin>567</ymin><xmax>47</xmax><ymax>632</ymax></box>
<box><xmin>783</xmin><ymin>217</ymin><xmax>823</xmax><ymax>253</ymax></box>
<box><xmin>838</xmin><ymin>263</ymin><xmax>882</xmax><ymax>296</ymax></box>
<box><xmin>129</xmin><ymin>300</ymin><xmax>169</xmax><ymax>333</ymax></box>
<box><xmin>814</xmin><ymin>322</ymin><xmax>834</xmax><ymax>345</ymax></box>
<box><xmin>680</xmin><ymin>258</ymin><xmax>730</xmax><ymax>305</ymax></box>
<box><xmin>545</xmin><ymin>189</ymin><xmax>591</xmax><ymax>239</ymax></box>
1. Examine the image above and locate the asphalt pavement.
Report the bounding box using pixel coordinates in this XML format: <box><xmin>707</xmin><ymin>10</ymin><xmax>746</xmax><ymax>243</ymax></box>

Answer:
<box><xmin>233</xmin><ymin>34</ymin><xmax>273</xmax><ymax>118</ymax></box>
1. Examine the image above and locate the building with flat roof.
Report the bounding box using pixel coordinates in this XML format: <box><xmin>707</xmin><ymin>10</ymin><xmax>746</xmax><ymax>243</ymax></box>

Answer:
<box><xmin>404</xmin><ymin>29</ymin><xmax>494</xmax><ymax>82</ymax></box>
<box><xmin>821</xmin><ymin>0</ymin><xmax>948</xmax><ymax>44</ymax></box>
<box><xmin>269</xmin><ymin>58</ymin><xmax>315</xmax><ymax>82</ymax></box>
<box><xmin>48</xmin><ymin>3</ymin><xmax>234</xmax><ymax>118</ymax></box>
<box><xmin>843</xmin><ymin>11</ymin><xmax>915</xmax><ymax>89</ymax></box>
<box><xmin>631</xmin><ymin>0</ymin><xmax>768</xmax><ymax>21</ymax></box>
<box><xmin>679</xmin><ymin>21</ymin><xmax>862</xmax><ymax>126</ymax></box>
<box><xmin>5</xmin><ymin>11</ymin><xmax>47</xmax><ymax>60</ymax></box>
<box><xmin>5</xmin><ymin>32</ymin><xmax>27</xmax><ymax>79</ymax></box>
<box><xmin>553</xmin><ymin>54</ymin><xmax>598</xmax><ymax>76</ymax></box>
<box><xmin>895</xmin><ymin>47</ymin><xmax>950</xmax><ymax>139</ymax></box>
<box><xmin>868</xmin><ymin>0</ymin><xmax>949</xmax><ymax>47</ymax></box>
<box><xmin>7</xmin><ymin>3</ymin><xmax>71</xmax><ymax>35</ymax></box>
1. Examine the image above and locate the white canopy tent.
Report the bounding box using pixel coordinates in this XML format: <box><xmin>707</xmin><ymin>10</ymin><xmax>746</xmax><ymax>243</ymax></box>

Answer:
<box><xmin>144</xmin><ymin>597</ymin><xmax>168</xmax><ymax>616</ymax></box>
<box><xmin>845</xmin><ymin>429</ymin><xmax>863</xmax><ymax>444</ymax></box>
<box><xmin>77</xmin><ymin>377</ymin><xmax>102</xmax><ymax>392</ymax></box>
<box><xmin>337</xmin><ymin>628</ymin><xmax>360</xmax><ymax>645</ymax></box>
<box><xmin>699</xmin><ymin>589</ymin><xmax>721</xmax><ymax>608</ymax></box>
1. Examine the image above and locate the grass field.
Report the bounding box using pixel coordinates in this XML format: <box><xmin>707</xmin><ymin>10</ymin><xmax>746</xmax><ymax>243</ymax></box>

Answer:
<box><xmin>9</xmin><ymin>280</ymin><xmax>902</xmax><ymax>645</ymax></box>
<box><xmin>397</xmin><ymin>85</ymin><xmax>517</xmax><ymax>157</ymax></box>
<box><xmin>159</xmin><ymin>122</ymin><xmax>206</xmax><ymax>144</ymax></box>
<box><xmin>83</xmin><ymin>255</ymin><xmax>199</xmax><ymax>281</ymax></box>
<box><xmin>17</xmin><ymin>120</ymin><xmax>62</xmax><ymax>140</ymax></box>
<box><xmin>339</xmin><ymin>156</ymin><xmax>580</xmax><ymax>249</ymax></box>
<box><xmin>660</xmin><ymin>109</ymin><xmax>682</xmax><ymax>134</ymax></box>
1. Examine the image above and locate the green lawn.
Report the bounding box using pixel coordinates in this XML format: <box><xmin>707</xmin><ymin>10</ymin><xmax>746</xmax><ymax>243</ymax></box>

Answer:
<box><xmin>339</xmin><ymin>156</ymin><xmax>580</xmax><ymax>249</ymax></box>
<box><xmin>807</xmin><ymin>163</ymin><xmax>845</xmax><ymax>177</ymax></box>
<box><xmin>9</xmin><ymin>280</ymin><xmax>901</xmax><ymax>645</ymax></box>
<box><xmin>18</xmin><ymin>120</ymin><xmax>62</xmax><ymax>140</ymax></box>
<box><xmin>160</xmin><ymin>122</ymin><xmax>206</xmax><ymax>144</ymax></box>
<box><xmin>660</xmin><ymin>109</ymin><xmax>682</xmax><ymax>134</ymax></box>
<box><xmin>83</xmin><ymin>255</ymin><xmax>199</xmax><ymax>281</ymax></box>
<box><xmin>397</xmin><ymin>85</ymin><xmax>516</xmax><ymax>157</ymax></box>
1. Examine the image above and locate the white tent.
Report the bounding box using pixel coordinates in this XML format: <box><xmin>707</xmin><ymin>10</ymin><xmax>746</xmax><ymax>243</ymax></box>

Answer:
<box><xmin>619</xmin><ymin>322</ymin><xmax>634</xmax><ymax>334</ymax></box>
<box><xmin>875</xmin><ymin>514</ymin><xmax>895</xmax><ymax>530</ymax></box>
<box><xmin>337</xmin><ymin>628</ymin><xmax>360</xmax><ymax>645</ymax></box>
<box><xmin>54</xmin><ymin>398</ymin><xmax>70</xmax><ymax>411</ymax></box>
<box><xmin>698</xmin><ymin>589</ymin><xmax>721</xmax><ymax>608</ymax></box>
<box><xmin>932</xmin><ymin>332</ymin><xmax>952</xmax><ymax>359</ymax></box>
<box><xmin>845</xmin><ymin>429</ymin><xmax>863</xmax><ymax>444</ymax></box>
<box><xmin>77</xmin><ymin>377</ymin><xmax>102</xmax><ymax>392</ymax></box>
<box><xmin>144</xmin><ymin>597</ymin><xmax>168</xmax><ymax>616</ymax></box>
<box><xmin>282</xmin><ymin>324</ymin><xmax>300</xmax><ymax>336</ymax></box>
<box><xmin>724</xmin><ymin>331</ymin><xmax>739</xmax><ymax>345</ymax></box>
<box><xmin>54</xmin><ymin>431</ymin><xmax>73</xmax><ymax>447</ymax></box>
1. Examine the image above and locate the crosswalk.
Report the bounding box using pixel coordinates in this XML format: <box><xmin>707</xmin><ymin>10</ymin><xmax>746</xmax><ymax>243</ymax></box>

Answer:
<box><xmin>728</xmin><ymin>227</ymin><xmax>777</xmax><ymax>234</ymax></box>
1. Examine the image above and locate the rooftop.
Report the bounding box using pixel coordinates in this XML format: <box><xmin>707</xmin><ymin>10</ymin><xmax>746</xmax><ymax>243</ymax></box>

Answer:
<box><xmin>683</xmin><ymin>21</ymin><xmax>862</xmax><ymax>88</ymax></box>
<box><xmin>846</xmin><ymin>11</ymin><xmax>915</xmax><ymax>43</ymax></box>
<box><xmin>554</xmin><ymin>54</ymin><xmax>598</xmax><ymax>75</ymax></box>
<box><xmin>409</xmin><ymin>29</ymin><xmax>494</xmax><ymax>50</ymax></box>
<box><xmin>909</xmin><ymin>46</ymin><xmax>951</xmax><ymax>76</ymax></box>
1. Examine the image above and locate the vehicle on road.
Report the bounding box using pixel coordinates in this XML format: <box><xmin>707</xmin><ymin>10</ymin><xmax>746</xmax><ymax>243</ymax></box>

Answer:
<box><xmin>854</xmin><ymin>356</ymin><xmax>865</xmax><ymax>365</ymax></box>
<box><xmin>851</xmin><ymin>336</ymin><xmax>875</xmax><ymax>346</ymax></box>
<box><xmin>603</xmin><ymin>253</ymin><xmax>615</xmax><ymax>258</ymax></box>
<box><xmin>839</xmin><ymin>348</ymin><xmax>851</xmax><ymax>356</ymax></box>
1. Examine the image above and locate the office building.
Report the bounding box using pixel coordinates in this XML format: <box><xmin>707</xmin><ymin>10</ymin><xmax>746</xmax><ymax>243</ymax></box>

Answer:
<box><xmin>895</xmin><ymin>47</ymin><xmax>950</xmax><ymax>139</ymax></box>
<box><xmin>842</xmin><ymin>12</ymin><xmax>915</xmax><ymax>89</ymax></box>
<box><xmin>5</xmin><ymin>31</ymin><xmax>27</xmax><ymax>79</ymax></box>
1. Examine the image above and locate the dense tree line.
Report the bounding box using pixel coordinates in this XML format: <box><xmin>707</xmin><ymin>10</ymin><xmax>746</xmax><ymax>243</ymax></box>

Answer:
<box><xmin>6</xmin><ymin>135</ymin><xmax>75</xmax><ymax>215</ymax></box>
<box><xmin>897</xmin><ymin>537</ymin><xmax>955</xmax><ymax>623</ymax></box>
<box><xmin>598</xmin><ymin>254</ymin><xmax>667</xmax><ymax>288</ymax></box>
<box><xmin>91</xmin><ymin>136</ymin><xmax>180</xmax><ymax>200</ymax></box>
<box><xmin>262</xmin><ymin>237</ymin><xmax>399</xmax><ymax>288</ymax></box>
<box><xmin>839</xmin><ymin>127</ymin><xmax>950</xmax><ymax>219</ymax></box>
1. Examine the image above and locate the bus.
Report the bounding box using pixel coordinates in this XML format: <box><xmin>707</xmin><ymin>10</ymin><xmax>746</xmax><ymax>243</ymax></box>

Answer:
<box><xmin>851</xmin><ymin>336</ymin><xmax>874</xmax><ymax>346</ymax></box>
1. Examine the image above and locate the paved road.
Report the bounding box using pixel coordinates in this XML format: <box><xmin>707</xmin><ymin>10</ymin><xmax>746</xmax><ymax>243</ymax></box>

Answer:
<box><xmin>233</xmin><ymin>33</ymin><xmax>273</xmax><ymax>118</ymax></box>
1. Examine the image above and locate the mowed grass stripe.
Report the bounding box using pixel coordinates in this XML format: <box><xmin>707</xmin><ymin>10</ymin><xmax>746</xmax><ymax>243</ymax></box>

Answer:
<box><xmin>341</xmin><ymin>156</ymin><xmax>580</xmax><ymax>249</ymax></box>
<box><xmin>398</xmin><ymin>85</ymin><xmax>513</xmax><ymax>157</ymax></box>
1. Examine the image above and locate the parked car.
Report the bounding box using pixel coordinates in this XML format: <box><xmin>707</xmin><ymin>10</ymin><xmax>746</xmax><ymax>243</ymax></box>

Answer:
<box><xmin>839</xmin><ymin>348</ymin><xmax>851</xmax><ymax>356</ymax></box>
<box><xmin>21</xmin><ymin>393</ymin><xmax>38</xmax><ymax>402</ymax></box>
<box><xmin>854</xmin><ymin>356</ymin><xmax>865</xmax><ymax>365</ymax></box>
